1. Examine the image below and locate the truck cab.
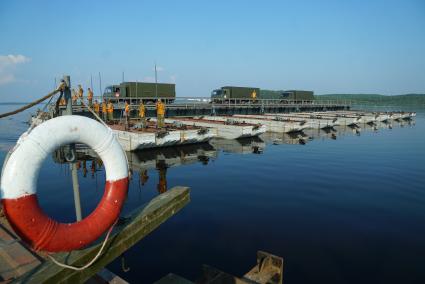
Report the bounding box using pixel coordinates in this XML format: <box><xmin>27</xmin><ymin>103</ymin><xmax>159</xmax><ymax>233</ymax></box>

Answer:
<box><xmin>211</xmin><ymin>88</ymin><xmax>229</xmax><ymax>100</ymax></box>
<box><xmin>103</xmin><ymin>85</ymin><xmax>127</xmax><ymax>98</ymax></box>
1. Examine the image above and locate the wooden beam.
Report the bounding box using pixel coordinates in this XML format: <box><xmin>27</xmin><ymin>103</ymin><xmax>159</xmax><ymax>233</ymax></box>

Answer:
<box><xmin>13</xmin><ymin>186</ymin><xmax>190</xmax><ymax>284</ymax></box>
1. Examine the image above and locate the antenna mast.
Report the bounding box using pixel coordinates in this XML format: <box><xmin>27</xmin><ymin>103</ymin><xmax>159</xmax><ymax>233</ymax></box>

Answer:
<box><xmin>155</xmin><ymin>62</ymin><xmax>158</xmax><ymax>99</ymax></box>
<box><xmin>99</xmin><ymin>72</ymin><xmax>102</xmax><ymax>100</ymax></box>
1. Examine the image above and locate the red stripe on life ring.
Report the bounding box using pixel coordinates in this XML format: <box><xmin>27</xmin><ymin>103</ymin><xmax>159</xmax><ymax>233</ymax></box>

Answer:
<box><xmin>2</xmin><ymin>177</ymin><xmax>128</xmax><ymax>252</ymax></box>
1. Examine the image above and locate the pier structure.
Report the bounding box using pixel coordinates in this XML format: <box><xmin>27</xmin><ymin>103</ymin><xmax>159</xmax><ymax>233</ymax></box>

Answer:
<box><xmin>69</xmin><ymin>96</ymin><xmax>351</xmax><ymax>120</ymax></box>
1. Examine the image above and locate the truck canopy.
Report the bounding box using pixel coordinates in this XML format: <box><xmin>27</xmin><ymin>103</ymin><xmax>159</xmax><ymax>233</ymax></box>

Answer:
<box><xmin>104</xmin><ymin>82</ymin><xmax>175</xmax><ymax>100</ymax></box>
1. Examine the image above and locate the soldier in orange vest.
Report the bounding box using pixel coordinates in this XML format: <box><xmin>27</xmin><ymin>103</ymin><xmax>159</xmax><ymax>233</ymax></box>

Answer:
<box><xmin>107</xmin><ymin>100</ymin><xmax>114</xmax><ymax>123</ymax></box>
<box><xmin>71</xmin><ymin>89</ymin><xmax>78</xmax><ymax>105</ymax></box>
<box><xmin>251</xmin><ymin>90</ymin><xmax>257</xmax><ymax>102</ymax></box>
<box><xmin>93</xmin><ymin>100</ymin><xmax>100</xmax><ymax>116</ymax></box>
<box><xmin>101</xmin><ymin>99</ymin><xmax>107</xmax><ymax>121</ymax></box>
<box><xmin>139</xmin><ymin>101</ymin><xmax>146</xmax><ymax>129</ymax></box>
<box><xmin>87</xmin><ymin>88</ymin><xmax>94</xmax><ymax>107</ymax></box>
<box><xmin>124</xmin><ymin>101</ymin><xmax>130</xmax><ymax>130</ymax></box>
<box><xmin>156</xmin><ymin>99</ymin><xmax>165</xmax><ymax>128</ymax></box>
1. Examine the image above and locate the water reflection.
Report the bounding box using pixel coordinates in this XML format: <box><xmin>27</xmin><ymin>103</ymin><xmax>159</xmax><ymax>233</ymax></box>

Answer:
<box><xmin>126</xmin><ymin>143</ymin><xmax>217</xmax><ymax>171</ymax></box>
<box><xmin>156</xmin><ymin>160</ymin><xmax>168</xmax><ymax>194</ymax></box>
<box><xmin>261</xmin><ymin>131</ymin><xmax>309</xmax><ymax>145</ymax></box>
<box><xmin>209</xmin><ymin>136</ymin><xmax>265</xmax><ymax>154</ymax></box>
<box><xmin>50</xmin><ymin>117</ymin><xmax>415</xmax><ymax>198</ymax></box>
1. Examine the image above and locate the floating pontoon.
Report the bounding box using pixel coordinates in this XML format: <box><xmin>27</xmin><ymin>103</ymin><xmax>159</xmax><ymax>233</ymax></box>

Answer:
<box><xmin>111</xmin><ymin>122</ymin><xmax>215</xmax><ymax>151</ymax></box>
<box><xmin>200</xmin><ymin>115</ymin><xmax>308</xmax><ymax>133</ymax></box>
<box><xmin>255</xmin><ymin>114</ymin><xmax>336</xmax><ymax>129</ymax></box>
<box><xmin>278</xmin><ymin>112</ymin><xmax>361</xmax><ymax>126</ymax></box>
<box><xmin>161</xmin><ymin>117</ymin><xmax>266</xmax><ymax>139</ymax></box>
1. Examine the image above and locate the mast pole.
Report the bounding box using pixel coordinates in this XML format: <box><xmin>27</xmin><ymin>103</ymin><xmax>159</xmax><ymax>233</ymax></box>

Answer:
<box><xmin>155</xmin><ymin>62</ymin><xmax>158</xmax><ymax>99</ymax></box>
<box><xmin>99</xmin><ymin>72</ymin><xmax>103</xmax><ymax>101</ymax></box>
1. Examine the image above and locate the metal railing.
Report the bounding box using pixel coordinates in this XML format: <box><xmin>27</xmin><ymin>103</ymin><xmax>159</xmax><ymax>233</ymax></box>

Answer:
<box><xmin>84</xmin><ymin>96</ymin><xmax>351</xmax><ymax>109</ymax></box>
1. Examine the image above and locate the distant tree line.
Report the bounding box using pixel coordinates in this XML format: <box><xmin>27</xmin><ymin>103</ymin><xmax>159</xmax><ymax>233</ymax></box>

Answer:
<box><xmin>314</xmin><ymin>94</ymin><xmax>425</xmax><ymax>106</ymax></box>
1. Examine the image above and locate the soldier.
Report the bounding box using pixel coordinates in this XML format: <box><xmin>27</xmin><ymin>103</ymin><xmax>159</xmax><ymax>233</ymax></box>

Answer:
<box><xmin>251</xmin><ymin>90</ymin><xmax>257</xmax><ymax>102</ymax></box>
<box><xmin>155</xmin><ymin>99</ymin><xmax>165</xmax><ymax>128</ymax></box>
<box><xmin>102</xmin><ymin>99</ymin><xmax>107</xmax><ymax>121</ymax></box>
<box><xmin>87</xmin><ymin>87</ymin><xmax>94</xmax><ymax>107</ymax></box>
<box><xmin>124</xmin><ymin>101</ymin><xmax>130</xmax><ymax>130</ymax></box>
<box><xmin>78</xmin><ymin>85</ymin><xmax>84</xmax><ymax>98</ymax></box>
<box><xmin>71</xmin><ymin>89</ymin><xmax>78</xmax><ymax>105</ymax></box>
<box><xmin>139</xmin><ymin>101</ymin><xmax>146</xmax><ymax>129</ymax></box>
<box><xmin>93</xmin><ymin>100</ymin><xmax>100</xmax><ymax>116</ymax></box>
<box><xmin>107</xmin><ymin>100</ymin><xmax>114</xmax><ymax>123</ymax></box>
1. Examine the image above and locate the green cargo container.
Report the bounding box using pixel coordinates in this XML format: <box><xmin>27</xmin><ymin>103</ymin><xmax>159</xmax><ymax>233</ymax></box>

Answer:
<box><xmin>261</xmin><ymin>90</ymin><xmax>314</xmax><ymax>101</ymax></box>
<box><xmin>281</xmin><ymin>90</ymin><xmax>314</xmax><ymax>101</ymax></box>
<box><xmin>103</xmin><ymin>82</ymin><xmax>175</xmax><ymax>102</ymax></box>
<box><xmin>211</xmin><ymin>86</ymin><xmax>260</xmax><ymax>101</ymax></box>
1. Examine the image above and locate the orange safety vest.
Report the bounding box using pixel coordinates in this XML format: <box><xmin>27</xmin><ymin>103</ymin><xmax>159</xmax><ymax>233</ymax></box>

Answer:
<box><xmin>107</xmin><ymin>103</ymin><xmax>114</xmax><ymax>113</ymax></box>
<box><xmin>88</xmin><ymin>90</ymin><xmax>93</xmax><ymax>100</ymax></box>
<box><xmin>78</xmin><ymin>88</ymin><xmax>83</xmax><ymax>98</ymax></box>
<box><xmin>125</xmin><ymin>104</ymin><xmax>130</xmax><ymax>113</ymax></box>
<box><xmin>102</xmin><ymin>103</ymin><xmax>107</xmax><ymax>113</ymax></box>
<box><xmin>94</xmin><ymin>103</ymin><xmax>100</xmax><ymax>113</ymax></box>
<box><xmin>156</xmin><ymin>102</ymin><xmax>165</xmax><ymax>116</ymax></box>
<box><xmin>139</xmin><ymin>104</ymin><xmax>145</xmax><ymax>117</ymax></box>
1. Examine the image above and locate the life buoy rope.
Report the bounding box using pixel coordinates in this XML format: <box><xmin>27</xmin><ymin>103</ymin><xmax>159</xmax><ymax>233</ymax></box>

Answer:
<box><xmin>0</xmin><ymin>115</ymin><xmax>129</xmax><ymax>252</ymax></box>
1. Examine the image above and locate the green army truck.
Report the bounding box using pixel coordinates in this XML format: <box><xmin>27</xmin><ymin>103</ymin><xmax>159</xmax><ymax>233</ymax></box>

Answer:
<box><xmin>103</xmin><ymin>82</ymin><xmax>176</xmax><ymax>103</ymax></box>
<box><xmin>211</xmin><ymin>86</ymin><xmax>260</xmax><ymax>102</ymax></box>
<box><xmin>281</xmin><ymin>90</ymin><xmax>314</xmax><ymax>102</ymax></box>
<box><xmin>260</xmin><ymin>90</ymin><xmax>314</xmax><ymax>103</ymax></box>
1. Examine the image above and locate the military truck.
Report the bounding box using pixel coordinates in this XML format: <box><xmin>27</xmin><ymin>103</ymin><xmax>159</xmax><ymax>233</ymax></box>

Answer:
<box><xmin>260</xmin><ymin>90</ymin><xmax>314</xmax><ymax>103</ymax></box>
<box><xmin>211</xmin><ymin>86</ymin><xmax>260</xmax><ymax>102</ymax></box>
<box><xmin>280</xmin><ymin>90</ymin><xmax>314</xmax><ymax>102</ymax></box>
<box><xmin>103</xmin><ymin>82</ymin><xmax>176</xmax><ymax>103</ymax></box>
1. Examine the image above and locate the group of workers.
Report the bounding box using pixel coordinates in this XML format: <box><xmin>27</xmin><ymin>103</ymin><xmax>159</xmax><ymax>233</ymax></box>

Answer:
<box><xmin>91</xmin><ymin>99</ymin><xmax>166</xmax><ymax>129</ymax></box>
<box><xmin>59</xmin><ymin>84</ymin><xmax>167</xmax><ymax>129</ymax></box>
<box><xmin>58</xmin><ymin>85</ymin><xmax>94</xmax><ymax>107</ymax></box>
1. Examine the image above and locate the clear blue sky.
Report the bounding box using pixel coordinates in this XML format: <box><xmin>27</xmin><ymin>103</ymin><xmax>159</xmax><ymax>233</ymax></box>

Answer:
<box><xmin>0</xmin><ymin>0</ymin><xmax>424</xmax><ymax>101</ymax></box>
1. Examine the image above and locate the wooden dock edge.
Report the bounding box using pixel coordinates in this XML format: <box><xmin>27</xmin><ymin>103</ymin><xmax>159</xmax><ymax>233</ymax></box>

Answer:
<box><xmin>12</xmin><ymin>186</ymin><xmax>190</xmax><ymax>284</ymax></box>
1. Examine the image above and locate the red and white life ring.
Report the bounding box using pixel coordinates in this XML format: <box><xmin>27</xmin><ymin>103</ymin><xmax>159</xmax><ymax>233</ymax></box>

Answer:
<box><xmin>1</xmin><ymin>115</ymin><xmax>128</xmax><ymax>252</ymax></box>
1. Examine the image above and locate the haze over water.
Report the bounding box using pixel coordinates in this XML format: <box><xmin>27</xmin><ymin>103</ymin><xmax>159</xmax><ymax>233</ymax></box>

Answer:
<box><xmin>0</xmin><ymin>104</ymin><xmax>424</xmax><ymax>283</ymax></box>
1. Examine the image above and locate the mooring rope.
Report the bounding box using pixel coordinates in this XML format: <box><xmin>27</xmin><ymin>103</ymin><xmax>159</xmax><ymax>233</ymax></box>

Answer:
<box><xmin>0</xmin><ymin>82</ymin><xmax>65</xmax><ymax>119</ymax></box>
<box><xmin>47</xmin><ymin>219</ymin><xmax>117</xmax><ymax>271</ymax></box>
<box><xmin>80</xmin><ymin>100</ymin><xmax>109</xmax><ymax>128</ymax></box>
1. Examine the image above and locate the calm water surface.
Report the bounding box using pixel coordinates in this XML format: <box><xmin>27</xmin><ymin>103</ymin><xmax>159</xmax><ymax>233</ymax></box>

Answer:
<box><xmin>0</xmin><ymin>104</ymin><xmax>424</xmax><ymax>284</ymax></box>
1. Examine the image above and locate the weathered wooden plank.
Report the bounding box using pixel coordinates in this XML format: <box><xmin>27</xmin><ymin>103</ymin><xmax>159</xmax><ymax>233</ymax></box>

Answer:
<box><xmin>13</xmin><ymin>186</ymin><xmax>190</xmax><ymax>284</ymax></box>
<box><xmin>0</xmin><ymin>224</ymin><xmax>42</xmax><ymax>282</ymax></box>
